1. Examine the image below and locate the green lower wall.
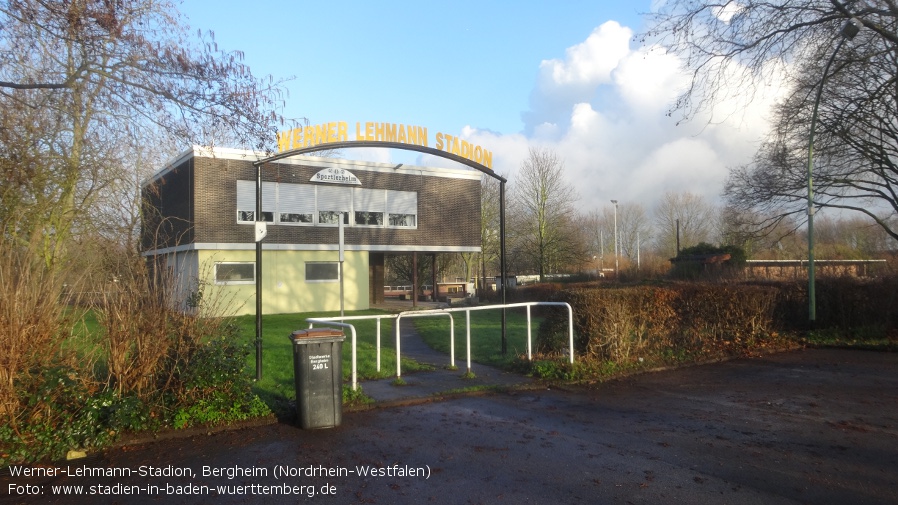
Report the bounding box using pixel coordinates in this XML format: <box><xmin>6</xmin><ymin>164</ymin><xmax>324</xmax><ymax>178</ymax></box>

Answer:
<box><xmin>197</xmin><ymin>249</ymin><xmax>370</xmax><ymax>316</ymax></box>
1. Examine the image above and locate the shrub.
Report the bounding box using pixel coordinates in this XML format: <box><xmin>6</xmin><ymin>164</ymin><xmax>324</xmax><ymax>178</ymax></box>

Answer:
<box><xmin>539</xmin><ymin>283</ymin><xmax>780</xmax><ymax>365</ymax></box>
<box><xmin>169</xmin><ymin>322</ymin><xmax>271</xmax><ymax>429</ymax></box>
<box><xmin>0</xmin><ymin>252</ymin><xmax>271</xmax><ymax>465</ymax></box>
<box><xmin>816</xmin><ymin>277</ymin><xmax>898</xmax><ymax>333</ymax></box>
<box><xmin>671</xmin><ymin>284</ymin><xmax>777</xmax><ymax>353</ymax></box>
<box><xmin>0</xmin><ymin>244</ymin><xmax>79</xmax><ymax>432</ymax></box>
<box><xmin>669</xmin><ymin>243</ymin><xmax>747</xmax><ymax>280</ymax></box>
<box><xmin>539</xmin><ymin>286</ymin><xmax>679</xmax><ymax>361</ymax></box>
<box><xmin>747</xmin><ymin>277</ymin><xmax>898</xmax><ymax>335</ymax></box>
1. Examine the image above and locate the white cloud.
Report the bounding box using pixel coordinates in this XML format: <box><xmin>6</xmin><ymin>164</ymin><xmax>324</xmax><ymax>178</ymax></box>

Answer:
<box><xmin>712</xmin><ymin>2</ymin><xmax>744</xmax><ymax>24</ymax></box>
<box><xmin>474</xmin><ymin>17</ymin><xmax>787</xmax><ymax>214</ymax></box>
<box><xmin>630</xmin><ymin>138</ymin><xmax>726</xmax><ymax>202</ymax></box>
<box><xmin>541</xmin><ymin>21</ymin><xmax>632</xmax><ymax>87</ymax></box>
<box><xmin>612</xmin><ymin>45</ymin><xmax>687</xmax><ymax>115</ymax></box>
<box><xmin>523</xmin><ymin>21</ymin><xmax>633</xmax><ymax>134</ymax></box>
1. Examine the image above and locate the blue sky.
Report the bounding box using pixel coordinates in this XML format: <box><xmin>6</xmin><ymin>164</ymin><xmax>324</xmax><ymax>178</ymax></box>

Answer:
<box><xmin>178</xmin><ymin>1</ymin><xmax>782</xmax><ymax>211</ymax></box>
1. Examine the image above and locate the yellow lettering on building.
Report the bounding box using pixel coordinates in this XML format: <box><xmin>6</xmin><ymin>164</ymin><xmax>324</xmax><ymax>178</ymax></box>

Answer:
<box><xmin>414</xmin><ymin>126</ymin><xmax>428</xmax><ymax>147</ymax></box>
<box><xmin>276</xmin><ymin>130</ymin><xmax>291</xmax><ymax>151</ymax></box>
<box><xmin>275</xmin><ymin>122</ymin><xmax>489</xmax><ymax>169</ymax></box>
<box><xmin>384</xmin><ymin>123</ymin><xmax>397</xmax><ymax>142</ymax></box>
<box><xmin>276</xmin><ymin>122</ymin><xmax>350</xmax><ymax>150</ymax></box>
<box><xmin>352</xmin><ymin>122</ymin><xmax>428</xmax><ymax>147</ymax></box>
<box><xmin>481</xmin><ymin>149</ymin><xmax>492</xmax><ymax>169</ymax></box>
<box><xmin>434</xmin><ymin>131</ymin><xmax>492</xmax><ymax>170</ymax></box>
<box><xmin>461</xmin><ymin>140</ymin><xmax>472</xmax><ymax>159</ymax></box>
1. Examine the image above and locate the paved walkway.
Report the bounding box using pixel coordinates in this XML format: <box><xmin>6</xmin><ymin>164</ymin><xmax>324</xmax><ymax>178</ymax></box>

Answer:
<box><xmin>357</xmin><ymin>318</ymin><xmax>536</xmax><ymax>404</ymax></box>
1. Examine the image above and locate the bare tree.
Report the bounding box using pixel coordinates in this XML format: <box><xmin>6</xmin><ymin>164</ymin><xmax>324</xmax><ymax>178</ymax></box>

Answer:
<box><xmin>477</xmin><ymin>175</ymin><xmax>502</xmax><ymax>295</ymax></box>
<box><xmin>716</xmin><ymin>206</ymin><xmax>809</xmax><ymax>259</ymax></box>
<box><xmin>814</xmin><ymin>215</ymin><xmax>897</xmax><ymax>258</ymax></box>
<box><xmin>645</xmin><ymin>0</ymin><xmax>898</xmax><ymax>242</ymax></box>
<box><xmin>0</xmin><ymin>0</ymin><xmax>287</xmax><ymax>268</ymax></box>
<box><xmin>653</xmin><ymin>191</ymin><xmax>715</xmax><ymax>257</ymax></box>
<box><xmin>618</xmin><ymin>202</ymin><xmax>652</xmax><ymax>262</ymax></box>
<box><xmin>579</xmin><ymin>210</ymin><xmax>607</xmax><ymax>273</ymax></box>
<box><xmin>510</xmin><ymin>147</ymin><xmax>580</xmax><ymax>281</ymax></box>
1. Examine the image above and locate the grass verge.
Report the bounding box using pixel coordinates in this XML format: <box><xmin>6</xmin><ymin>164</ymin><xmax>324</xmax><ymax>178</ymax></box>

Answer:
<box><xmin>802</xmin><ymin>326</ymin><xmax>898</xmax><ymax>351</ymax></box>
<box><xmin>231</xmin><ymin>310</ymin><xmax>434</xmax><ymax>414</ymax></box>
<box><xmin>412</xmin><ymin>307</ymin><xmax>543</xmax><ymax>368</ymax></box>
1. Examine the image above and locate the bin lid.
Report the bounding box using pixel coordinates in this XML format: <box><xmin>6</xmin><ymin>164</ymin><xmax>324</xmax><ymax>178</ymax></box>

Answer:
<box><xmin>290</xmin><ymin>328</ymin><xmax>345</xmax><ymax>340</ymax></box>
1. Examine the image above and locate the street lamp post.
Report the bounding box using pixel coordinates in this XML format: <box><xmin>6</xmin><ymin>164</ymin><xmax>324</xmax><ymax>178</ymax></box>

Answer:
<box><xmin>807</xmin><ymin>17</ymin><xmax>861</xmax><ymax>323</ymax></box>
<box><xmin>611</xmin><ymin>200</ymin><xmax>619</xmax><ymax>280</ymax></box>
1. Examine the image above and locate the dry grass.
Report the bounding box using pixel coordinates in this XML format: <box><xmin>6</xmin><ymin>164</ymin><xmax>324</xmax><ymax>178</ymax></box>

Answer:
<box><xmin>96</xmin><ymin>255</ymin><xmax>236</xmax><ymax>401</ymax></box>
<box><xmin>0</xmin><ymin>241</ymin><xmax>87</xmax><ymax>429</ymax></box>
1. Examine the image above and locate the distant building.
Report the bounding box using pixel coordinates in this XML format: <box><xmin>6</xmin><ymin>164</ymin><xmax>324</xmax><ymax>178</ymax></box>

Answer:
<box><xmin>141</xmin><ymin>147</ymin><xmax>482</xmax><ymax>315</ymax></box>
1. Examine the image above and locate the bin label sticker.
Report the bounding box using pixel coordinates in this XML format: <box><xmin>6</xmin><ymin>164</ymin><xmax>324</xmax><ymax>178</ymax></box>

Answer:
<box><xmin>309</xmin><ymin>354</ymin><xmax>330</xmax><ymax>371</ymax></box>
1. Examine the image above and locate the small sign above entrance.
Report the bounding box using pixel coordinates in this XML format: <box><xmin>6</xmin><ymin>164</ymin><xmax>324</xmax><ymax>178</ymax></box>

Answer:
<box><xmin>311</xmin><ymin>168</ymin><xmax>361</xmax><ymax>185</ymax></box>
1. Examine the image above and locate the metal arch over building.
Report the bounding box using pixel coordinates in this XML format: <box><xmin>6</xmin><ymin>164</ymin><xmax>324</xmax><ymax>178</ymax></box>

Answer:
<box><xmin>253</xmin><ymin>141</ymin><xmax>507</xmax><ymax>183</ymax></box>
<box><xmin>249</xmin><ymin>140</ymin><xmax>509</xmax><ymax>380</ymax></box>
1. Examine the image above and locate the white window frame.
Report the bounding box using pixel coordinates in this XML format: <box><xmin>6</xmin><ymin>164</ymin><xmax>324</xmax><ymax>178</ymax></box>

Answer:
<box><xmin>386</xmin><ymin>190</ymin><xmax>418</xmax><ymax>229</ymax></box>
<box><xmin>234</xmin><ymin>181</ymin><xmax>418</xmax><ymax>229</ymax></box>
<box><xmin>316</xmin><ymin>186</ymin><xmax>353</xmax><ymax>227</ymax></box>
<box><xmin>236</xmin><ymin>180</ymin><xmax>275</xmax><ymax>224</ymax></box>
<box><xmin>353</xmin><ymin>188</ymin><xmax>386</xmax><ymax>227</ymax></box>
<box><xmin>278</xmin><ymin>182</ymin><xmax>316</xmax><ymax>226</ymax></box>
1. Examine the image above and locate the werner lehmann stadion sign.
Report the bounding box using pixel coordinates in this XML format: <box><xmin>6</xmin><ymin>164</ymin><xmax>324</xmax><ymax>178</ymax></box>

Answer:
<box><xmin>276</xmin><ymin>121</ymin><xmax>494</xmax><ymax>170</ymax></box>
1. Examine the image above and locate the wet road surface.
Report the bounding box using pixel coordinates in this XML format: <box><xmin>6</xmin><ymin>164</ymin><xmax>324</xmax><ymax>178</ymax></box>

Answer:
<box><xmin>2</xmin><ymin>348</ymin><xmax>897</xmax><ymax>504</ymax></box>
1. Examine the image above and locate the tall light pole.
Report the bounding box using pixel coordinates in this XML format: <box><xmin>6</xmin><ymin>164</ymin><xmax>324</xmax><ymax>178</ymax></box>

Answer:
<box><xmin>611</xmin><ymin>200</ymin><xmax>619</xmax><ymax>280</ymax></box>
<box><xmin>807</xmin><ymin>17</ymin><xmax>861</xmax><ymax>323</ymax></box>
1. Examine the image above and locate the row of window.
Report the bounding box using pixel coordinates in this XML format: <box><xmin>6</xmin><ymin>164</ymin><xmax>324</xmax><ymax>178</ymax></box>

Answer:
<box><xmin>236</xmin><ymin>182</ymin><xmax>417</xmax><ymax>228</ymax></box>
<box><xmin>214</xmin><ymin>261</ymin><xmax>340</xmax><ymax>285</ymax></box>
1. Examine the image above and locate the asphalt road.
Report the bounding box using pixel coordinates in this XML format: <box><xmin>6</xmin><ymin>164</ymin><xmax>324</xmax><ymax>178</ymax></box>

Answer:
<box><xmin>2</xmin><ymin>348</ymin><xmax>897</xmax><ymax>504</ymax></box>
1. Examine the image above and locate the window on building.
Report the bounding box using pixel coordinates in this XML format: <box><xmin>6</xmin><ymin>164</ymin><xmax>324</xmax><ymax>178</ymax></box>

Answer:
<box><xmin>317</xmin><ymin>186</ymin><xmax>353</xmax><ymax>226</ymax></box>
<box><xmin>388</xmin><ymin>214</ymin><xmax>416</xmax><ymax>227</ymax></box>
<box><xmin>238</xmin><ymin>210</ymin><xmax>274</xmax><ymax>222</ymax></box>
<box><xmin>236</xmin><ymin>180</ymin><xmax>276</xmax><ymax>223</ymax></box>
<box><xmin>353</xmin><ymin>188</ymin><xmax>385</xmax><ymax>226</ymax></box>
<box><xmin>215</xmin><ymin>262</ymin><xmax>255</xmax><ymax>284</ymax></box>
<box><xmin>355</xmin><ymin>211</ymin><xmax>383</xmax><ymax>225</ymax></box>
<box><xmin>235</xmin><ymin>179</ymin><xmax>417</xmax><ymax>228</ymax></box>
<box><xmin>318</xmin><ymin>211</ymin><xmax>349</xmax><ymax>225</ymax></box>
<box><xmin>279</xmin><ymin>182</ymin><xmax>316</xmax><ymax>225</ymax></box>
<box><xmin>305</xmin><ymin>262</ymin><xmax>339</xmax><ymax>282</ymax></box>
<box><xmin>387</xmin><ymin>190</ymin><xmax>417</xmax><ymax>228</ymax></box>
<box><xmin>280</xmin><ymin>212</ymin><xmax>312</xmax><ymax>224</ymax></box>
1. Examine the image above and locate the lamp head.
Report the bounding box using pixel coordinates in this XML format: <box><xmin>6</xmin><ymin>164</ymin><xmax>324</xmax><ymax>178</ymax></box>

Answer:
<box><xmin>841</xmin><ymin>17</ymin><xmax>862</xmax><ymax>39</ymax></box>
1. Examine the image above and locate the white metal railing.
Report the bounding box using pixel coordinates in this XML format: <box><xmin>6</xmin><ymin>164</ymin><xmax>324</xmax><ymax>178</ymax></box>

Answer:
<box><xmin>306</xmin><ymin>314</ymin><xmax>396</xmax><ymax>392</ymax></box>
<box><xmin>306</xmin><ymin>301</ymin><xmax>574</xmax><ymax>391</ymax></box>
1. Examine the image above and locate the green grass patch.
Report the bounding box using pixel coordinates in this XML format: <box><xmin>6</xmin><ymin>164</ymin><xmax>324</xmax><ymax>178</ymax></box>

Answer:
<box><xmin>60</xmin><ymin>308</ymin><xmax>103</xmax><ymax>355</ymax></box>
<box><xmin>803</xmin><ymin>326</ymin><xmax>898</xmax><ymax>350</ymax></box>
<box><xmin>412</xmin><ymin>308</ymin><xmax>543</xmax><ymax>368</ymax></box>
<box><xmin>231</xmin><ymin>310</ymin><xmax>433</xmax><ymax>407</ymax></box>
<box><xmin>436</xmin><ymin>384</ymin><xmax>498</xmax><ymax>395</ymax></box>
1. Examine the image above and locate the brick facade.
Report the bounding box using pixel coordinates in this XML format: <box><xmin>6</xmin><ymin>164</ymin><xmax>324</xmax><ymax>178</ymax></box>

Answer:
<box><xmin>143</xmin><ymin>148</ymin><xmax>483</xmax><ymax>254</ymax></box>
<box><xmin>141</xmin><ymin>157</ymin><xmax>195</xmax><ymax>251</ymax></box>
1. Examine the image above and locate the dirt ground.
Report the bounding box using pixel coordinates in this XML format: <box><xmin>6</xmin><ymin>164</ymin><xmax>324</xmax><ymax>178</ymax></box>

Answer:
<box><xmin>2</xmin><ymin>348</ymin><xmax>897</xmax><ymax>504</ymax></box>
